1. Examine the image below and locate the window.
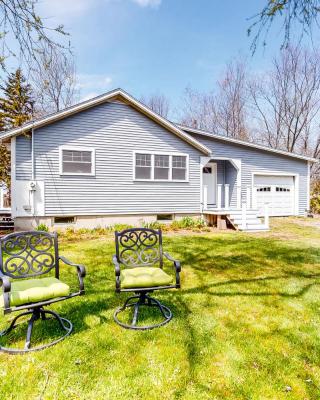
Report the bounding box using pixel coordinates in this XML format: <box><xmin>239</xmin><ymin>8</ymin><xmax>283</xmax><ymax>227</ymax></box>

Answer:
<box><xmin>54</xmin><ymin>216</ymin><xmax>75</xmax><ymax>224</ymax></box>
<box><xmin>134</xmin><ymin>153</ymin><xmax>188</xmax><ymax>181</ymax></box>
<box><xmin>172</xmin><ymin>156</ymin><xmax>187</xmax><ymax>180</ymax></box>
<box><xmin>276</xmin><ymin>187</ymin><xmax>290</xmax><ymax>192</ymax></box>
<box><xmin>154</xmin><ymin>155</ymin><xmax>169</xmax><ymax>180</ymax></box>
<box><xmin>257</xmin><ymin>187</ymin><xmax>271</xmax><ymax>192</ymax></box>
<box><xmin>135</xmin><ymin>153</ymin><xmax>152</xmax><ymax>179</ymax></box>
<box><xmin>60</xmin><ymin>147</ymin><xmax>95</xmax><ymax>175</ymax></box>
<box><xmin>203</xmin><ymin>167</ymin><xmax>212</xmax><ymax>174</ymax></box>
<box><xmin>157</xmin><ymin>214</ymin><xmax>173</xmax><ymax>221</ymax></box>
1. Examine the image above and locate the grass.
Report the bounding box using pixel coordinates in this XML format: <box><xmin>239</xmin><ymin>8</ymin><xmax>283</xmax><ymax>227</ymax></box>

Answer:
<box><xmin>1</xmin><ymin>217</ymin><xmax>320</xmax><ymax>399</ymax></box>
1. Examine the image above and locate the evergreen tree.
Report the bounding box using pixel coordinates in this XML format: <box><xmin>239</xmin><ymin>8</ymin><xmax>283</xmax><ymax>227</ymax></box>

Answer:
<box><xmin>0</xmin><ymin>68</ymin><xmax>34</xmax><ymax>130</ymax></box>
<box><xmin>0</xmin><ymin>68</ymin><xmax>34</xmax><ymax>196</ymax></box>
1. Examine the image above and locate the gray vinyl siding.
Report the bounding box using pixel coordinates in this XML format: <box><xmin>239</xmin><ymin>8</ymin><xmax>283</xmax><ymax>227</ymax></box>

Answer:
<box><xmin>225</xmin><ymin>161</ymin><xmax>237</xmax><ymax>208</ymax></box>
<box><xmin>16</xmin><ymin>135</ymin><xmax>32</xmax><ymax>180</ymax></box>
<box><xmin>191</xmin><ymin>133</ymin><xmax>309</xmax><ymax>215</ymax></box>
<box><xmin>32</xmin><ymin>102</ymin><xmax>202</xmax><ymax>216</ymax></box>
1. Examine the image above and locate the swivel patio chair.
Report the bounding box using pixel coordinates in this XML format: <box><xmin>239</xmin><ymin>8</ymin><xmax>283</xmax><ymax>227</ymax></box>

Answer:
<box><xmin>0</xmin><ymin>231</ymin><xmax>86</xmax><ymax>354</ymax></box>
<box><xmin>113</xmin><ymin>228</ymin><xmax>181</xmax><ymax>330</ymax></box>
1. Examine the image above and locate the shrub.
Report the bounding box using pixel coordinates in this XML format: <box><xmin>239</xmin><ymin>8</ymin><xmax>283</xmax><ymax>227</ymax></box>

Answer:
<box><xmin>142</xmin><ymin>221</ymin><xmax>162</xmax><ymax>230</ymax></box>
<box><xmin>311</xmin><ymin>181</ymin><xmax>320</xmax><ymax>214</ymax></box>
<box><xmin>112</xmin><ymin>223</ymin><xmax>133</xmax><ymax>232</ymax></box>
<box><xmin>36</xmin><ymin>223</ymin><xmax>49</xmax><ymax>232</ymax></box>
<box><xmin>179</xmin><ymin>216</ymin><xmax>195</xmax><ymax>228</ymax></box>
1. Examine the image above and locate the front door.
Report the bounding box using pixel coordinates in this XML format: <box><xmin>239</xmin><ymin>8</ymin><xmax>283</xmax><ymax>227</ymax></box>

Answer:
<box><xmin>202</xmin><ymin>163</ymin><xmax>217</xmax><ymax>207</ymax></box>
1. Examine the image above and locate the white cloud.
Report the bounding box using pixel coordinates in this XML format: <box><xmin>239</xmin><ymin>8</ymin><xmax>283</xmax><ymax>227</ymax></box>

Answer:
<box><xmin>77</xmin><ymin>73</ymin><xmax>112</xmax><ymax>90</ymax></box>
<box><xmin>39</xmin><ymin>0</ymin><xmax>162</xmax><ymax>21</ymax></box>
<box><xmin>76</xmin><ymin>73</ymin><xmax>113</xmax><ymax>99</ymax></box>
<box><xmin>38</xmin><ymin>0</ymin><xmax>95</xmax><ymax>20</ymax></box>
<box><xmin>131</xmin><ymin>0</ymin><xmax>162</xmax><ymax>7</ymax></box>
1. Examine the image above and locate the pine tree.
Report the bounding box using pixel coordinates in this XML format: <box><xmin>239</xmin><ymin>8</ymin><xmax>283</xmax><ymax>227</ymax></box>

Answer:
<box><xmin>0</xmin><ymin>68</ymin><xmax>34</xmax><ymax>130</ymax></box>
<box><xmin>0</xmin><ymin>68</ymin><xmax>34</xmax><ymax>197</ymax></box>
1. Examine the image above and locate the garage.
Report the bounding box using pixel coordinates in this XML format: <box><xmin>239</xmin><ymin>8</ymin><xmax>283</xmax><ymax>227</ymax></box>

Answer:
<box><xmin>253</xmin><ymin>174</ymin><xmax>296</xmax><ymax>216</ymax></box>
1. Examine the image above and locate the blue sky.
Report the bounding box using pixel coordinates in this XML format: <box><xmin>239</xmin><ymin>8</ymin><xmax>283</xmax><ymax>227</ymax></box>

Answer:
<box><xmin>37</xmin><ymin>0</ymin><xmax>293</xmax><ymax>111</ymax></box>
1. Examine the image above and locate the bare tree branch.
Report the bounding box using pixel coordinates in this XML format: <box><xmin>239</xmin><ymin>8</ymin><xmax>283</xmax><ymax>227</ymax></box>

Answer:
<box><xmin>140</xmin><ymin>93</ymin><xmax>170</xmax><ymax>118</ymax></box>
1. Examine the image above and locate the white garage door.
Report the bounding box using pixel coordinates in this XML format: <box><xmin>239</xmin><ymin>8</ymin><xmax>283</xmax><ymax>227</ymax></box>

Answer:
<box><xmin>254</xmin><ymin>175</ymin><xmax>295</xmax><ymax>216</ymax></box>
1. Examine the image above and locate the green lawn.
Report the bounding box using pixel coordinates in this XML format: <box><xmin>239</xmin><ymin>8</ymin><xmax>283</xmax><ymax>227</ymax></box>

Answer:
<box><xmin>1</xmin><ymin>218</ymin><xmax>320</xmax><ymax>399</ymax></box>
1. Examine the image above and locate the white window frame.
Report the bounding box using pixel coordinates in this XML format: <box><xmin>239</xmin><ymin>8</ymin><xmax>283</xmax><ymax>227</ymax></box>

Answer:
<box><xmin>59</xmin><ymin>146</ymin><xmax>96</xmax><ymax>176</ymax></box>
<box><xmin>133</xmin><ymin>151</ymin><xmax>189</xmax><ymax>182</ymax></box>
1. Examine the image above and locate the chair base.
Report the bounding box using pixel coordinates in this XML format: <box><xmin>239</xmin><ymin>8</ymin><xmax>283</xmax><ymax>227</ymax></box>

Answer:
<box><xmin>114</xmin><ymin>292</ymin><xmax>172</xmax><ymax>330</ymax></box>
<box><xmin>0</xmin><ymin>307</ymin><xmax>73</xmax><ymax>354</ymax></box>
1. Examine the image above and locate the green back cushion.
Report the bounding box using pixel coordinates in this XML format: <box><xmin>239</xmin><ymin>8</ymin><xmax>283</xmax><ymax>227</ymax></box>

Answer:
<box><xmin>120</xmin><ymin>267</ymin><xmax>173</xmax><ymax>289</ymax></box>
<box><xmin>0</xmin><ymin>277</ymin><xmax>70</xmax><ymax>308</ymax></box>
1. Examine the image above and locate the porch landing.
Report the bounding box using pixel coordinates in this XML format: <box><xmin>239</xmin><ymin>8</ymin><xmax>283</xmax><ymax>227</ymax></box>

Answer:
<box><xmin>203</xmin><ymin>208</ymin><xmax>269</xmax><ymax>232</ymax></box>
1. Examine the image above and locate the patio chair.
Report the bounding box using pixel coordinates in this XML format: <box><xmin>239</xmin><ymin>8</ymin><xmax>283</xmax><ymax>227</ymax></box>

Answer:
<box><xmin>113</xmin><ymin>228</ymin><xmax>181</xmax><ymax>330</ymax></box>
<box><xmin>0</xmin><ymin>231</ymin><xmax>86</xmax><ymax>354</ymax></box>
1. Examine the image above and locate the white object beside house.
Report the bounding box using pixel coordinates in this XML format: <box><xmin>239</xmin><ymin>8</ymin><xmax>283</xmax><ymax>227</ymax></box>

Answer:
<box><xmin>0</xmin><ymin>88</ymin><xmax>317</xmax><ymax>232</ymax></box>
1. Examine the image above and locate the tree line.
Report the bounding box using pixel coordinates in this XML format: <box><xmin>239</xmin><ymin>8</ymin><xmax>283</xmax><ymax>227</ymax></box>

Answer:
<box><xmin>142</xmin><ymin>45</ymin><xmax>320</xmax><ymax>182</ymax></box>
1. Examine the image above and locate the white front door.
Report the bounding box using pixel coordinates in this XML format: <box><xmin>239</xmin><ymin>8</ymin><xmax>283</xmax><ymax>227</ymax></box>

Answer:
<box><xmin>254</xmin><ymin>175</ymin><xmax>295</xmax><ymax>216</ymax></box>
<box><xmin>202</xmin><ymin>163</ymin><xmax>217</xmax><ymax>207</ymax></box>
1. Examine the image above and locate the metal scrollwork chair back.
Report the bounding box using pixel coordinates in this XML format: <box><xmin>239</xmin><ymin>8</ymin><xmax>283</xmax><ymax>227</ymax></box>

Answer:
<box><xmin>113</xmin><ymin>227</ymin><xmax>181</xmax><ymax>330</ymax></box>
<box><xmin>0</xmin><ymin>231</ymin><xmax>59</xmax><ymax>280</ymax></box>
<box><xmin>115</xmin><ymin>227</ymin><xmax>163</xmax><ymax>269</ymax></box>
<box><xmin>0</xmin><ymin>230</ymin><xmax>86</xmax><ymax>354</ymax></box>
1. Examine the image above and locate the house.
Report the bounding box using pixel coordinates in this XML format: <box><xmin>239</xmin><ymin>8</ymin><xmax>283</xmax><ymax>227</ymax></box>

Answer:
<box><xmin>0</xmin><ymin>88</ymin><xmax>317</xmax><ymax>232</ymax></box>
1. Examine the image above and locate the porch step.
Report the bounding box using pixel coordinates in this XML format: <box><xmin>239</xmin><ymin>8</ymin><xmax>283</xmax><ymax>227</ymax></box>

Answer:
<box><xmin>227</xmin><ymin>210</ymin><xmax>269</xmax><ymax>232</ymax></box>
<box><xmin>0</xmin><ymin>216</ymin><xmax>14</xmax><ymax>232</ymax></box>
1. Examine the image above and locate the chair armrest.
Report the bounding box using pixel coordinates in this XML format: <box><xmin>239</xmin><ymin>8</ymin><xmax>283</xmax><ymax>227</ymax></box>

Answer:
<box><xmin>163</xmin><ymin>252</ymin><xmax>181</xmax><ymax>287</ymax></box>
<box><xmin>59</xmin><ymin>256</ymin><xmax>86</xmax><ymax>293</ymax></box>
<box><xmin>0</xmin><ymin>272</ymin><xmax>11</xmax><ymax>310</ymax></box>
<box><xmin>0</xmin><ymin>272</ymin><xmax>11</xmax><ymax>293</ymax></box>
<box><xmin>112</xmin><ymin>255</ymin><xmax>121</xmax><ymax>292</ymax></box>
<box><xmin>163</xmin><ymin>252</ymin><xmax>181</xmax><ymax>272</ymax></box>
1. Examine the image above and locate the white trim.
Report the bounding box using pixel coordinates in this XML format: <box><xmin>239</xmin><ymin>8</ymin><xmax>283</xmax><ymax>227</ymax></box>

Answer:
<box><xmin>180</xmin><ymin>125</ymin><xmax>318</xmax><ymax>163</ymax></box>
<box><xmin>59</xmin><ymin>146</ymin><xmax>96</xmax><ymax>176</ymax></box>
<box><xmin>307</xmin><ymin>161</ymin><xmax>311</xmax><ymax>212</ymax></box>
<box><xmin>200</xmin><ymin>156</ymin><xmax>212</xmax><ymax>212</ymax></box>
<box><xmin>11</xmin><ymin>136</ymin><xmax>16</xmax><ymax>218</ymax></box>
<box><xmin>251</xmin><ymin>171</ymin><xmax>299</xmax><ymax>216</ymax></box>
<box><xmin>133</xmin><ymin>151</ymin><xmax>189</xmax><ymax>182</ymax></box>
<box><xmin>0</xmin><ymin>89</ymin><xmax>211</xmax><ymax>156</ymax></box>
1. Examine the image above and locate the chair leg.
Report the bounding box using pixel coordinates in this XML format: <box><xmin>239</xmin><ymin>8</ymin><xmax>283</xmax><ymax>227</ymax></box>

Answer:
<box><xmin>132</xmin><ymin>303</ymin><xmax>140</xmax><ymax>326</ymax></box>
<box><xmin>0</xmin><ymin>307</ymin><xmax>73</xmax><ymax>354</ymax></box>
<box><xmin>24</xmin><ymin>311</ymin><xmax>38</xmax><ymax>350</ymax></box>
<box><xmin>114</xmin><ymin>292</ymin><xmax>173</xmax><ymax>330</ymax></box>
<box><xmin>0</xmin><ymin>310</ymin><xmax>34</xmax><ymax>337</ymax></box>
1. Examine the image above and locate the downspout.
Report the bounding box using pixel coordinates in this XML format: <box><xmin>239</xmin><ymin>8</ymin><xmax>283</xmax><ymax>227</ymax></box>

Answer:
<box><xmin>31</xmin><ymin>128</ymin><xmax>35</xmax><ymax>215</ymax></box>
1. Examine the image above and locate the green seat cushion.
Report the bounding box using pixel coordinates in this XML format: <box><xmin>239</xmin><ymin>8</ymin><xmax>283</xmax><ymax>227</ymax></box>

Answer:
<box><xmin>0</xmin><ymin>277</ymin><xmax>70</xmax><ymax>308</ymax></box>
<box><xmin>120</xmin><ymin>267</ymin><xmax>173</xmax><ymax>289</ymax></box>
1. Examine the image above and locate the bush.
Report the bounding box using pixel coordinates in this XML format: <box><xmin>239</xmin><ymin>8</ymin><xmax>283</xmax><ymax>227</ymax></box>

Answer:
<box><xmin>36</xmin><ymin>223</ymin><xmax>49</xmax><ymax>232</ymax></box>
<box><xmin>311</xmin><ymin>181</ymin><xmax>320</xmax><ymax>214</ymax></box>
<box><xmin>179</xmin><ymin>216</ymin><xmax>195</xmax><ymax>228</ymax></box>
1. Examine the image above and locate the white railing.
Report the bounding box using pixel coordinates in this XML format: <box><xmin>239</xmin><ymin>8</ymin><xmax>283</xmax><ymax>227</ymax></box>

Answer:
<box><xmin>203</xmin><ymin>185</ymin><xmax>208</xmax><ymax>210</ymax></box>
<box><xmin>217</xmin><ymin>184</ymin><xmax>222</xmax><ymax>209</ymax></box>
<box><xmin>264</xmin><ymin>203</ymin><xmax>270</xmax><ymax>229</ymax></box>
<box><xmin>225</xmin><ymin>184</ymin><xmax>230</xmax><ymax>210</ymax></box>
<box><xmin>240</xmin><ymin>202</ymin><xmax>270</xmax><ymax>230</ymax></box>
<box><xmin>246</xmin><ymin>185</ymin><xmax>251</xmax><ymax>209</ymax></box>
<box><xmin>203</xmin><ymin>183</ymin><xmax>238</xmax><ymax>210</ymax></box>
<box><xmin>236</xmin><ymin>185</ymin><xmax>241</xmax><ymax>209</ymax></box>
